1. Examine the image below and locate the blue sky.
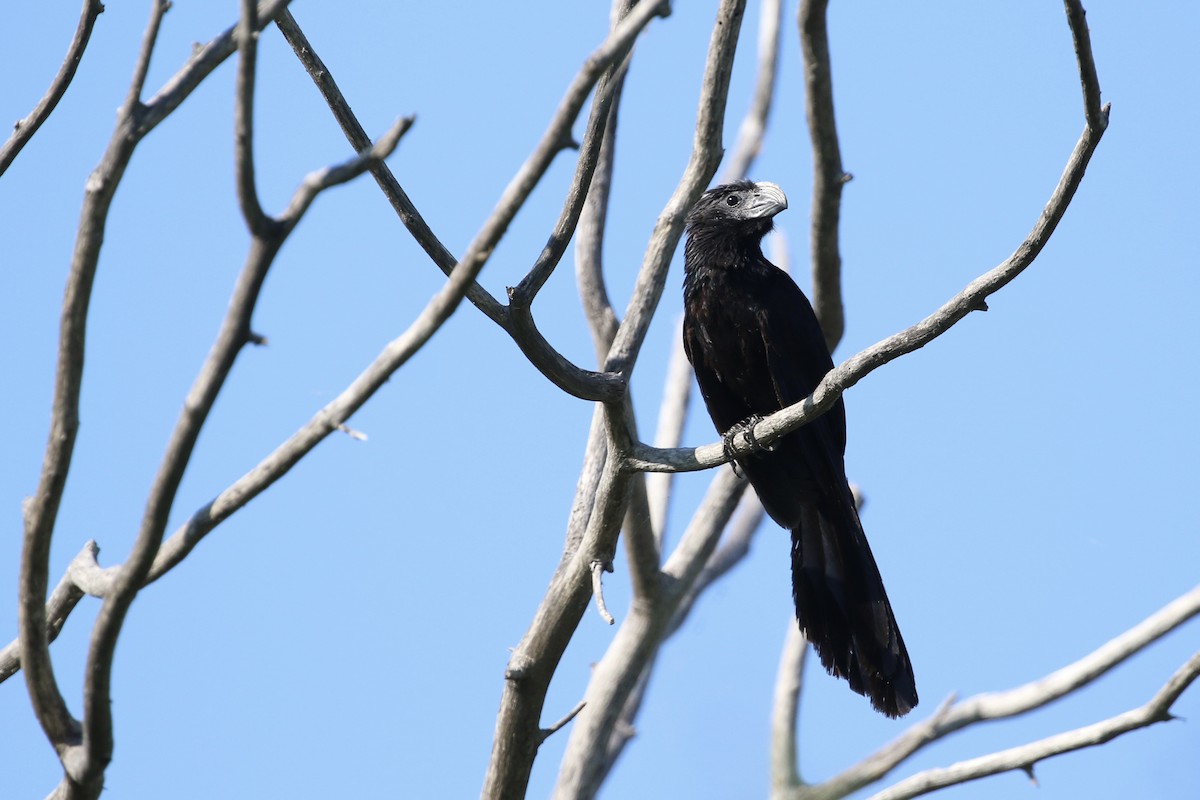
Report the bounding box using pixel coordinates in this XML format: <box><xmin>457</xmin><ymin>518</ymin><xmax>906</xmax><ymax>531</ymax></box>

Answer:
<box><xmin>2</xmin><ymin>2</ymin><xmax>1197</xmax><ymax>798</ymax></box>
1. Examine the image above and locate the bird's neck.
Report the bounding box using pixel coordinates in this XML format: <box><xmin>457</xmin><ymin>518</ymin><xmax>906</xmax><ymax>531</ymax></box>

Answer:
<box><xmin>683</xmin><ymin>230</ymin><xmax>764</xmax><ymax>276</ymax></box>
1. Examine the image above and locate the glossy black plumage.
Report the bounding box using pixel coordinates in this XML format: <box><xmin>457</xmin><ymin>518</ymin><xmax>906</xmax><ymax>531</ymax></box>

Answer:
<box><xmin>681</xmin><ymin>180</ymin><xmax>917</xmax><ymax>717</ymax></box>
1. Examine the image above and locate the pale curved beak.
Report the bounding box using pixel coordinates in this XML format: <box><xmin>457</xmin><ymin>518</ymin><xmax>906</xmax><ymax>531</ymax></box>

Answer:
<box><xmin>746</xmin><ymin>181</ymin><xmax>788</xmax><ymax>218</ymax></box>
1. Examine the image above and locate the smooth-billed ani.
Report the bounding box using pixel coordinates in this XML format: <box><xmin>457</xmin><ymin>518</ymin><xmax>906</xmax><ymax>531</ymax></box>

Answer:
<box><xmin>682</xmin><ymin>180</ymin><xmax>917</xmax><ymax>717</ymax></box>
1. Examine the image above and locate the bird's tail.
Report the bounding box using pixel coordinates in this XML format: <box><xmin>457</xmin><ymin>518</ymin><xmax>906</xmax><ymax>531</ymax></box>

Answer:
<box><xmin>792</xmin><ymin>501</ymin><xmax>917</xmax><ymax>717</ymax></box>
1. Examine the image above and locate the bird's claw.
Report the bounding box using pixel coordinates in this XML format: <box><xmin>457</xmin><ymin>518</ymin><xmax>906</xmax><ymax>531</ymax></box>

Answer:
<box><xmin>722</xmin><ymin>414</ymin><xmax>771</xmax><ymax>475</ymax></box>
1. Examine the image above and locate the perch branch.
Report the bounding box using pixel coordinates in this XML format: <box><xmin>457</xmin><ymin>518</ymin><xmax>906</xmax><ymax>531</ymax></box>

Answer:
<box><xmin>627</xmin><ymin>97</ymin><xmax>1110</xmax><ymax>474</ymax></box>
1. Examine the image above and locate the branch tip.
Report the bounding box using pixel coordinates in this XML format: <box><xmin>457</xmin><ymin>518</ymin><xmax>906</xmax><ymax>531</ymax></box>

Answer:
<box><xmin>540</xmin><ymin>699</ymin><xmax>587</xmax><ymax>742</ymax></box>
<box><xmin>590</xmin><ymin>559</ymin><xmax>616</xmax><ymax>625</ymax></box>
<box><xmin>336</xmin><ymin>424</ymin><xmax>368</xmax><ymax>442</ymax></box>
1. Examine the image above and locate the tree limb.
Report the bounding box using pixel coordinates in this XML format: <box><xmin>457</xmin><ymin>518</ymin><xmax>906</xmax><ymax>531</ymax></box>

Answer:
<box><xmin>73</xmin><ymin>27</ymin><xmax>397</xmax><ymax>798</ymax></box>
<box><xmin>785</xmin><ymin>584</ymin><xmax>1200</xmax><ymax>800</ymax></box>
<box><xmin>799</xmin><ymin>0</ymin><xmax>849</xmax><ymax>350</ymax></box>
<box><xmin>867</xmin><ymin>651</ymin><xmax>1200</xmax><ymax>800</ymax></box>
<box><xmin>555</xmin><ymin>466</ymin><xmax>747</xmax><ymax>798</ymax></box>
<box><xmin>601</xmin><ymin>0</ymin><xmax>748</xmax><ymax>382</ymax></box>
<box><xmin>771</xmin><ymin>625</ymin><xmax>809</xmax><ymax>796</ymax></box>
<box><xmin>721</xmin><ymin>0</ymin><xmax>784</xmax><ymax>183</ymax></box>
<box><xmin>19</xmin><ymin>3</ymin><xmax>181</xmax><ymax>789</ymax></box>
<box><xmin>0</xmin><ymin>0</ymin><xmax>104</xmax><ymax>177</ymax></box>
<box><xmin>483</xmin><ymin>450</ymin><xmax>632</xmax><ymax>799</ymax></box>
<box><xmin>277</xmin><ymin>7</ymin><xmax>666</xmax><ymax>403</ymax></box>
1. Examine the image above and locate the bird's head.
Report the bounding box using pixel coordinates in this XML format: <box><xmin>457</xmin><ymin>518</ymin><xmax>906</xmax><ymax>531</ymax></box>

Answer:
<box><xmin>685</xmin><ymin>180</ymin><xmax>788</xmax><ymax>239</ymax></box>
<box><xmin>683</xmin><ymin>181</ymin><xmax>788</xmax><ymax>272</ymax></box>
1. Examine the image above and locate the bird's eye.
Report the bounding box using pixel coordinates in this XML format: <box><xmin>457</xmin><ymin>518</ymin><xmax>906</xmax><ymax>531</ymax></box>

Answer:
<box><xmin>725</xmin><ymin>194</ymin><xmax>741</xmax><ymax>207</ymax></box>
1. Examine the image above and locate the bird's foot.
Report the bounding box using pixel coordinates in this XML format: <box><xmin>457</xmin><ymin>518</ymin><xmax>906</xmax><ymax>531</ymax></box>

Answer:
<box><xmin>722</xmin><ymin>414</ymin><xmax>772</xmax><ymax>475</ymax></box>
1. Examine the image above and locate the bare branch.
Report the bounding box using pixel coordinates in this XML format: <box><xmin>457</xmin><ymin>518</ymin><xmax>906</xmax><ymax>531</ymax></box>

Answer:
<box><xmin>18</xmin><ymin>0</ymin><xmax>186</xmax><ymax>779</ymax></box>
<box><xmin>463</xmin><ymin>0</ymin><xmax>667</xmax><ymax>304</ymax></box>
<box><xmin>547</xmin><ymin>4</ymin><xmax>751</xmax><ymax>789</ymax></box>
<box><xmin>597</xmin><ymin>480</ymin><xmax>761</xmax><ymax>778</ymax></box>
<box><xmin>273</xmin><ymin>9</ymin><xmax>505</xmax><ymax>325</ymax></box>
<box><xmin>590</xmin><ymin>561</ymin><xmax>616</xmax><ymax>625</ymax></box>
<box><xmin>506</xmin><ymin>312</ymin><xmax>629</xmax><ymax>401</ymax></box>
<box><xmin>795</xmin><ymin>584</ymin><xmax>1200</xmax><ymax>800</ymax></box>
<box><xmin>0</xmin><ymin>554</ymin><xmax>84</xmax><ymax>684</ymax></box>
<box><xmin>541</xmin><ymin>699</ymin><xmax>589</xmax><ymax>742</ymax></box>
<box><xmin>484</xmin><ymin>452</ymin><xmax>632</xmax><ymax>799</ymax></box>
<box><xmin>507</xmin><ymin>37</ymin><xmax>629</xmax><ymax>304</ymax></box>
<box><xmin>277</xmin><ymin>7</ymin><xmax>654</xmax><ymax>403</ymax></box>
<box><xmin>235</xmin><ymin>0</ymin><xmax>268</xmax><ymax>233</ymax></box>
<box><xmin>799</xmin><ymin>0</ymin><xmax>849</xmax><ymax>351</ymax></box>
<box><xmin>65</xmin><ymin>542</ymin><xmax>118</xmax><ymax>598</ymax></box>
<box><xmin>278</xmin><ymin>117</ymin><xmax>414</xmax><ymax>227</ymax></box>
<box><xmin>0</xmin><ymin>0</ymin><xmax>104</xmax><ymax>177</ymax></box>
<box><xmin>602</xmin><ymin>0</ymin><xmax>748</xmax><ymax>382</ymax></box>
<box><xmin>1064</xmin><ymin>0</ymin><xmax>1105</xmax><ymax>129</ymax></box>
<box><xmin>721</xmin><ymin>0</ymin><xmax>784</xmax><ymax>183</ymax></box>
<box><xmin>574</xmin><ymin>61</ymin><xmax>625</xmax><ymax>361</ymax></box>
<box><xmin>138</xmin><ymin>0</ymin><xmax>296</xmax><ymax>138</ymax></box>
<box><xmin>123</xmin><ymin>0</ymin><xmax>171</xmax><ymax>117</ymax></box>
<box><xmin>556</xmin><ymin>465</ymin><xmax>747</xmax><ymax>797</ymax></box>
<box><xmin>771</xmin><ymin>625</ymin><xmax>809</xmax><ymax>796</ymax></box>
<box><xmin>1</xmin><ymin>125</ymin><xmax>414</xmax><ymax>703</ymax></box>
<box><xmin>868</xmin><ymin>651</ymin><xmax>1200</xmax><ymax>800</ymax></box>
<box><xmin>74</xmin><ymin>103</ymin><xmax>404</xmax><ymax>800</ymax></box>
<box><xmin>645</xmin><ymin>322</ymin><xmax>693</xmax><ymax>540</ymax></box>
<box><xmin>669</xmin><ymin>488</ymin><xmax>765</xmax><ymax>637</ymax></box>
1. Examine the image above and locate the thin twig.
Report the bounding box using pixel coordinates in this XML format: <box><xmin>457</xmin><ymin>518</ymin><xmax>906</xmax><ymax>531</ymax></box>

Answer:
<box><xmin>0</xmin><ymin>0</ymin><xmax>104</xmax><ymax>177</ymax></box>
<box><xmin>590</xmin><ymin>561</ymin><xmax>616</xmax><ymax>625</ymax></box>
<box><xmin>137</xmin><ymin>0</ymin><xmax>295</xmax><ymax>138</ymax></box>
<box><xmin>867</xmin><ymin>652</ymin><xmax>1200</xmax><ymax>800</ymax></box>
<box><xmin>122</xmin><ymin>0</ymin><xmax>171</xmax><ymax>118</ymax></box>
<box><xmin>540</xmin><ymin>699</ymin><xmax>589</xmax><ymax>742</ymax></box>
<box><xmin>792</xmin><ymin>584</ymin><xmax>1200</xmax><ymax>800</ymax></box>
<box><xmin>278</xmin><ymin>117</ymin><xmax>413</xmax><ymax>228</ymax></box>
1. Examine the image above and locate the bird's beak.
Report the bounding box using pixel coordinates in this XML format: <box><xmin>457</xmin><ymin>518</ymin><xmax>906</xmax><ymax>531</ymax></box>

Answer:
<box><xmin>746</xmin><ymin>181</ymin><xmax>788</xmax><ymax>219</ymax></box>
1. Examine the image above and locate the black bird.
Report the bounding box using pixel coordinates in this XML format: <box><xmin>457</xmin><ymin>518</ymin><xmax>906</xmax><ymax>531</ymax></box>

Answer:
<box><xmin>682</xmin><ymin>180</ymin><xmax>917</xmax><ymax>717</ymax></box>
